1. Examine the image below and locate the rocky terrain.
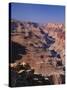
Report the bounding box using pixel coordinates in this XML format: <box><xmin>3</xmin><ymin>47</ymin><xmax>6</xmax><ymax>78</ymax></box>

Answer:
<box><xmin>9</xmin><ymin>19</ymin><xmax>65</xmax><ymax>87</ymax></box>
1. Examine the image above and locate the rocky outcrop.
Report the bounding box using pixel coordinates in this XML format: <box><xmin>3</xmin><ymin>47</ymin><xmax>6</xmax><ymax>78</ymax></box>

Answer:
<box><xmin>10</xmin><ymin>63</ymin><xmax>65</xmax><ymax>87</ymax></box>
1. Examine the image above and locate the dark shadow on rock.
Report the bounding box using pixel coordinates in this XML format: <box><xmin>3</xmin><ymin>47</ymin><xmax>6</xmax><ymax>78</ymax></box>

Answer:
<box><xmin>10</xmin><ymin>41</ymin><xmax>27</xmax><ymax>63</ymax></box>
<box><xmin>60</xmin><ymin>75</ymin><xmax>65</xmax><ymax>84</ymax></box>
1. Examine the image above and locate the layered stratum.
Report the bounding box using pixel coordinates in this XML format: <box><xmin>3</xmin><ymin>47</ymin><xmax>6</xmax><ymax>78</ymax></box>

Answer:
<box><xmin>10</xmin><ymin>19</ymin><xmax>65</xmax><ymax>87</ymax></box>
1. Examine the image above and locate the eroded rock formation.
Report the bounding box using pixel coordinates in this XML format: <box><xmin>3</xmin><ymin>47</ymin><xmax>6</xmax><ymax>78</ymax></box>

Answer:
<box><xmin>10</xmin><ymin>19</ymin><xmax>65</xmax><ymax>87</ymax></box>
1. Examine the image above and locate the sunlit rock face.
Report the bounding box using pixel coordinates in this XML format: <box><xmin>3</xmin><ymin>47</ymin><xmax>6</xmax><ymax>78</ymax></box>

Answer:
<box><xmin>10</xmin><ymin>19</ymin><xmax>65</xmax><ymax>86</ymax></box>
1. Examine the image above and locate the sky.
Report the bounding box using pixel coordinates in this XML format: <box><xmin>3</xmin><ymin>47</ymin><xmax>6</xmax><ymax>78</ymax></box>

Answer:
<box><xmin>10</xmin><ymin>3</ymin><xmax>65</xmax><ymax>24</ymax></box>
